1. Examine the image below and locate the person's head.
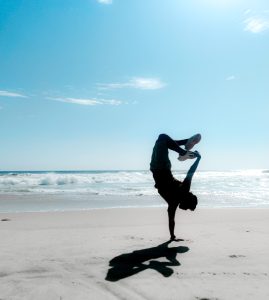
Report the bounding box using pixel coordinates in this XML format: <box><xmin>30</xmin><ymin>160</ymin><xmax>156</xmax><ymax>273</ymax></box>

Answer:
<box><xmin>179</xmin><ymin>192</ymin><xmax>197</xmax><ymax>211</ymax></box>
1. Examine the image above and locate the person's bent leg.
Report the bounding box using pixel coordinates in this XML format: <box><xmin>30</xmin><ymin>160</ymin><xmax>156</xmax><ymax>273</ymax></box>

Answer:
<box><xmin>185</xmin><ymin>134</ymin><xmax>201</xmax><ymax>150</ymax></box>
<box><xmin>176</xmin><ymin>134</ymin><xmax>201</xmax><ymax>149</ymax></box>
<box><xmin>158</xmin><ymin>134</ymin><xmax>186</xmax><ymax>156</ymax></box>
<box><xmin>175</xmin><ymin>139</ymin><xmax>188</xmax><ymax>146</ymax></box>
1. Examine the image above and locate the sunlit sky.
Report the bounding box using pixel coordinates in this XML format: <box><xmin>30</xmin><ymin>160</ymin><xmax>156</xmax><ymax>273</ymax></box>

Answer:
<box><xmin>0</xmin><ymin>0</ymin><xmax>268</xmax><ymax>170</ymax></box>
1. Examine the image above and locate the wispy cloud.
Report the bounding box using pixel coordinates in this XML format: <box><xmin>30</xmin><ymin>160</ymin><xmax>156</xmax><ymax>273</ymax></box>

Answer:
<box><xmin>226</xmin><ymin>75</ymin><xmax>236</xmax><ymax>81</ymax></box>
<box><xmin>0</xmin><ymin>90</ymin><xmax>27</xmax><ymax>98</ymax></box>
<box><xmin>98</xmin><ymin>77</ymin><xmax>166</xmax><ymax>90</ymax></box>
<box><xmin>97</xmin><ymin>0</ymin><xmax>113</xmax><ymax>4</ymax></box>
<box><xmin>244</xmin><ymin>17</ymin><xmax>269</xmax><ymax>33</ymax></box>
<box><xmin>244</xmin><ymin>9</ymin><xmax>252</xmax><ymax>15</ymax></box>
<box><xmin>244</xmin><ymin>10</ymin><xmax>269</xmax><ymax>33</ymax></box>
<box><xmin>47</xmin><ymin>97</ymin><xmax>122</xmax><ymax>106</ymax></box>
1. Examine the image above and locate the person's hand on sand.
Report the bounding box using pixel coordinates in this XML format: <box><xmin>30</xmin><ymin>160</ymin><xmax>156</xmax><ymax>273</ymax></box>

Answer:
<box><xmin>170</xmin><ymin>235</ymin><xmax>183</xmax><ymax>242</ymax></box>
<box><xmin>170</xmin><ymin>234</ymin><xmax>176</xmax><ymax>241</ymax></box>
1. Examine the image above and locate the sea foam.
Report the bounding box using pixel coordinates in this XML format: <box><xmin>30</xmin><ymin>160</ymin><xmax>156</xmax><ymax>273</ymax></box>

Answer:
<box><xmin>0</xmin><ymin>170</ymin><xmax>268</xmax><ymax>208</ymax></box>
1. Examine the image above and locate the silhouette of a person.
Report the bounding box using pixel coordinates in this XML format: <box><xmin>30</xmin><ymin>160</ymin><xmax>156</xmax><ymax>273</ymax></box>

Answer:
<box><xmin>150</xmin><ymin>134</ymin><xmax>201</xmax><ymax>240</ymax></box>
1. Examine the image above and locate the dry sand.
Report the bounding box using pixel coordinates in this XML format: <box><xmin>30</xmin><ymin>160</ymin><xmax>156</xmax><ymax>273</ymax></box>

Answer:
<box><xmin>0</xmin><ymin>208</ymin><xmax>269</xmax><ymax>300</ymax></box>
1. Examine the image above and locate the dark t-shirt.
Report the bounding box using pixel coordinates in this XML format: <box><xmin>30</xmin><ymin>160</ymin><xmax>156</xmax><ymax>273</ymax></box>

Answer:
<box><xmin>152</xmin><ymin>169</ymin><xmax>190</xmax><ymax>206</ymax></box>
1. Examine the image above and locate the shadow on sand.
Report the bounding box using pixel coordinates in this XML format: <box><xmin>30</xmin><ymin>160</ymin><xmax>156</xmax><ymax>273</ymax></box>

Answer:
<box><xmin>105</xmin><ymin>241</ymin><xmax>189</xmax><ymax>281</ymax></box>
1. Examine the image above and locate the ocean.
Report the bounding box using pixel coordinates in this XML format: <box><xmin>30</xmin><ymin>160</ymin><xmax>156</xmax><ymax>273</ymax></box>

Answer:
<box><xmin>0</xmin><ymin>169</ymin><xmax>268</xmax><ymax>212</ymax></box>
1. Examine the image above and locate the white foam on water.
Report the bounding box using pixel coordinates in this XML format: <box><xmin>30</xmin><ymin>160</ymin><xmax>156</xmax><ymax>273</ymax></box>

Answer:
<box><xmin>0</xmin><ymin>169</ymin><xmax>269</xmax><ymax>210</ymax></box>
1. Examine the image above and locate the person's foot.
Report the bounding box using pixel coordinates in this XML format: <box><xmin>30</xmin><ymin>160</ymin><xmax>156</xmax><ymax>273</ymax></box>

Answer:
<box><xmin>178</xmin><ymin>151</ymin><xmax>196</xmax><ymax>161</ymax></box>
<box><xmin>185</xmin><ymin>133</ymin><xmax>201</xmax><ymax>151</ymax></box>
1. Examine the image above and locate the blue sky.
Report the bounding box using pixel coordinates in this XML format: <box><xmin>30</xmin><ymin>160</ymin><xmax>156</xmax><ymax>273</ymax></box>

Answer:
<box><xmin>0</xmin><ymin>0</ymin><xmax>268</xmax><ymax>170</ymax></box>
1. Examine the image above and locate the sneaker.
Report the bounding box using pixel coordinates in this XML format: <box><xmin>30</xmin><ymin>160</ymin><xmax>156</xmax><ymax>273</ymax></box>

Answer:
<box><xmin>185</xmin><ymin>134</ymin><xmax>201</xmax><ymax>151</ymax></box>
<box><xmin>178</xmin><ymin>151</ymin><xmax>196</xmax><ymax>161</ymax></box>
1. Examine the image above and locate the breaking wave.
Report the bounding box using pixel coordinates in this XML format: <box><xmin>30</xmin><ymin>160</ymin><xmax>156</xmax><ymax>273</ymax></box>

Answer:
<box><xmin>0</xmin><ymin>170</ymin><xmax>269</xmax><ymax>207</ymax></box>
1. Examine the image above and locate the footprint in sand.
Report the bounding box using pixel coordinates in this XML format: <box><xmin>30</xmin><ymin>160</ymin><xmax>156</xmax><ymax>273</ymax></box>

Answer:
<box><xmin>196</xmin><ymin>298</ymin><xmax>219</xmax><ymax>300</ymax></box>
<box><xmin>229</xmin><ymin>254</ymin><xmax>246</xmax><ymax>258</ymax></box>
<box><xmin>124</xmin><ymin>235</ymin><xmax>144</xmax><ymax>241</ymax></box>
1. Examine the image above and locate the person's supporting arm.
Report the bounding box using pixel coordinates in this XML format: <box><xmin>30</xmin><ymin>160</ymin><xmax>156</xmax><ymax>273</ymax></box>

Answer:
<box><xmin>167</xmin><ymin>204</ymin><xmax>178</xmax><ymax>240</ymax></box>
<box><xmin>182</xmin><ymin>151</ymin><xmax>201</xmax><ymax>192</ymax></box>
<box><xmin>166</xmin><ymin>152</ymin><xmax>201</xmax><ymax>240</ymax></box>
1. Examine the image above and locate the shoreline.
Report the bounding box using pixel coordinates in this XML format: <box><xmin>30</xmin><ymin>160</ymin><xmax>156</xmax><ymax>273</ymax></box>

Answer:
<box><xmin>1</xmin><ymin>193</ymin><xmax>269</xmax><ymax>213</ymax></box>
<box><xmin>1</xmin><ymin>206</ymin><xmax>269</xmax><ymax>215</ymax></box>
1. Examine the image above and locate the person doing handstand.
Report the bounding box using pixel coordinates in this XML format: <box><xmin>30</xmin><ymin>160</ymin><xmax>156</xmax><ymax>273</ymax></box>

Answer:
<box><xmin>150</xmin><ymin>133</ymin><xmax>201</xmax><ymax>241</ymax></box>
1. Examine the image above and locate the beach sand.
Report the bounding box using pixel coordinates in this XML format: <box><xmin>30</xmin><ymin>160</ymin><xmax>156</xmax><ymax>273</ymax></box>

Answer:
<box><xmin>1</xmin><ymin>207</ymin><xmax>269</xmax><ymax>300</ymax></box>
